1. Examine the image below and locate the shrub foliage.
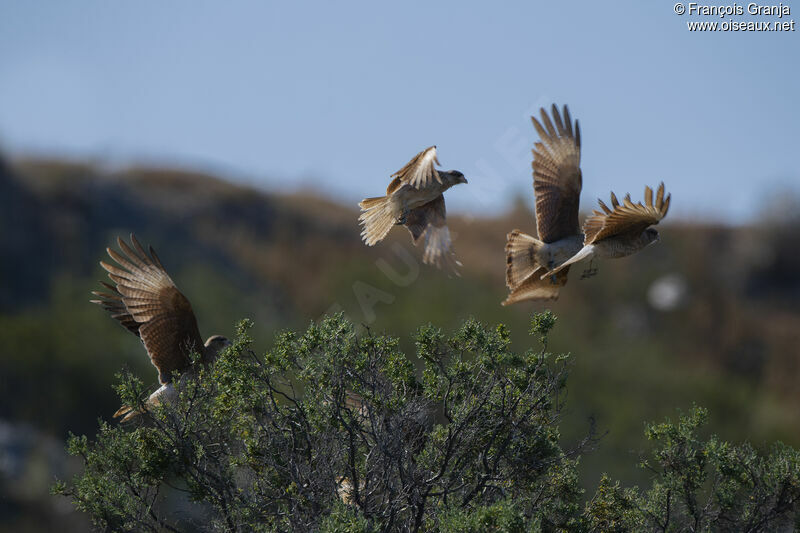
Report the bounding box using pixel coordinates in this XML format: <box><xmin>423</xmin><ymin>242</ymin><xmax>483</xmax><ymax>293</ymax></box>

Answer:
<box><xmin>54</xmin><ymin>313</ymin><xmax>800</xmax><ymax>532</ymax></box>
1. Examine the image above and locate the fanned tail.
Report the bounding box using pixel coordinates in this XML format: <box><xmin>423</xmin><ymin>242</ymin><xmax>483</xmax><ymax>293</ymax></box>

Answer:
<box><xmin>502</xmin><ymin>266</ymin><xmax>569</xmax><ymax>305</ymax></box>
<box><xmin>358</xmin><ymin>196</ymin><xmax>397</xmax><ymax>246</ymax></box>
<box><xmin>505</xmin><ymin>230</ymin><xmax>544</xmax><ymax>289</ymax></box>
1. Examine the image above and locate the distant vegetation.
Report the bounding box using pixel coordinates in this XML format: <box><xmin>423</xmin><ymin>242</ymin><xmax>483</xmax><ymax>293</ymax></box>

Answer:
<box><xmin>54</xmin><ymin>314</ymin><xmax>800</xmax><ymax>532</ymax></box>
<box><xmin>1</xmin><ymin>153</ymin><xmax>800</xmax><ymax>530</ymax></box>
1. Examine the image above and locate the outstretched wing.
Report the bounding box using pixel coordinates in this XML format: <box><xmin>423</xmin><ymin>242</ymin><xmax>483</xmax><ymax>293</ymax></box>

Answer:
<box><xmin>403</xmin><ymin>195</ymin><xmax>461</xmax><ymax>272</ymax></box>
<box><xmin>387</xmin><ymin>146</ymin><xmax>441</xmax><ymax>193</ymax></box>
<box><xmin>583</xmin><ymin>183</ymin><xmax>671</xmax><ymax>244</ymax></box>
<box><xmin>92</xmin><ymin>234</ymin><xmax>204</xmax><ymax>384</ymax></box>
<box><xmin>91</xmin><ymin>281</ymin><xmax>141</xmax><ymax>336</ymax></box>
<box><xmin>532</xmin><ymin>104</ymin><xmax>582</xmax><ymax>243</ymax></box>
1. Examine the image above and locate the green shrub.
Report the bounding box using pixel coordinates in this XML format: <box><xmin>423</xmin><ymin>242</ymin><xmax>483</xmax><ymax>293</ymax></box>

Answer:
<box><xmin>54</xmin><ymin>313</ymin><xmax>800</xmax><ymax>532</ymax></box>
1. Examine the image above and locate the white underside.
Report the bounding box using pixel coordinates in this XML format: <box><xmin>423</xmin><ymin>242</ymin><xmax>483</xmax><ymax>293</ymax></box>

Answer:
<box><xmin>541</xmin><ymin>243</ymin><xmax>596</xmax><ymax>278</ymax></box>
<box><xmin>147</xmin><ymin>383</ymin><xmax>178</xmax><ymax>409</ymax></box>
<box><xmin>535</xmin><ymin>235</ymin><xmax>585</xmax><ymax>270</ymax></box>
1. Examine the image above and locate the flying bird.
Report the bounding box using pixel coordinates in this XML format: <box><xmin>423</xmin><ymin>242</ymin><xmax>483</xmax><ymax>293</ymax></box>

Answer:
<box><xmin>91</xmin><ymin>234</ymin><xmax>230</xmax><ymax>422</ymax></box>
<box><xmin>503</xmin><ymin>104</ymin><xmax>584</xmax><ymax>305</ymax></box>
<box><xmin>359</xmin><ymin>146</ymin><xmax>468</xmax><ymax>271</ymax></box>
<box><xmin>542</xmin><ymin>183</ymin><xmax>671</xmax><ymax>279</ymax></box>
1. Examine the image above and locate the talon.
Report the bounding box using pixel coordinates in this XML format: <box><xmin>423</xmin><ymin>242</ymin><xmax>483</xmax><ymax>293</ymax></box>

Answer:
<box><xmin>547</xmin><ymin>260</ymin><xmax>557</xmax><ymax>284</ymax></box>
<box><xmin>581</xmin><ymin>259</ymin><xmax>598</xmax><ymax>279</ymax></box>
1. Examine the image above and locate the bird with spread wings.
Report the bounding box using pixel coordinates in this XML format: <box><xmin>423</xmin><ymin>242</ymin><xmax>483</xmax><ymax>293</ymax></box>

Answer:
<box><xmin>503</xmin><ymin>104</ymin><xmax>585</xmax><ymax>305</ymax></box>
<box><xmin>359</xmin><ymin>146</ymin><xmax>468</xmax><ymax>272</ymax></box>
<box><xmin>91</xmin><ymin>234</ymin><xmax>230</xmax><ymax>421</ymax></box>
<box><xmin>542</xmin><ymin>183</ymin><xmax>671</xmax><ymax>279</ymax></box>
<box><xmin>503</xmin><ymin>104</ymin><xmax>671</xmax><ymax>305</ymax></box>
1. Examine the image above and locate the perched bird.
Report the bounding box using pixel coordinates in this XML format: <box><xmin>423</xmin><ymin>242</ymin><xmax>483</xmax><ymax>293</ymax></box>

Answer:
<box><xmin>91</xmin><ymin>234</ymin><xmax>230</xmax><ymax>422</ymax></box>
<box><xmin>503</xmin><ymin>104</ymin><xmax>584</xmax><ymax>305</ymax></box>
<box><xmin>332</xmin><ymin>390</ymin><xmax>432</xmax><ymax>506</ymax></box>
<box><xmin>543</xmin><ymin>183</ymin><xmax>671</xmax><ymax>279</ymax></box>
<box><xmin>359</xmin><ymin>146</ymin><xmax>468</xmax><ymax>271</ymax></box>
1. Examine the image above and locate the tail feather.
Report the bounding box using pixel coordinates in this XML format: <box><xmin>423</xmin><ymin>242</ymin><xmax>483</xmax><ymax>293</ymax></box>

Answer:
<box><xmin>502</xmin><ymin>266</ymin><xmax>570</xmax><ymax>305</ymax></box>
<box><xmin>505</xmin><ymin>230</ymin><xmax>544</xmax><ymax>289</ymax></box>
<box><xmin>541</xmin><ymin>244</ymin><xmax>594</xmax><ymax>279</ymax></box>
<box><xmin>113</xmin><ymin>404</ymin><xmax>144</xmax><ymax>423</ymax></box>
<box><xmin>114</xmin><ymin>384</ymin><xmax>174</xmax><ymax>423</ymax></box>
<box><xmin>359</xmin><ymin>196</ymin><xmax>397</xmax><ymax>246</ymax></box>
<box><xmin>113</xmin><ymin>405</ymin><xmax>132</xmax><ymax>418</ymax></box>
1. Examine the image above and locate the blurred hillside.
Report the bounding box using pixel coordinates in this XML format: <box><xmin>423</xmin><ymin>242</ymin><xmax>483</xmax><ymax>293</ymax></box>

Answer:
<box><xmin>1</xmin><ymin>153</ymin><xmax>799</xmax><ymax>530</ymax></box>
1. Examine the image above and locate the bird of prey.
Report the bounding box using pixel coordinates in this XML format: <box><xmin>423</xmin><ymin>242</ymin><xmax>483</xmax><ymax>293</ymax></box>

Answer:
<box><xmin>503</xmin><ymin>104</ymin><xmax>584</xmax><ymax>305</ymax></box>
<box><xmin>542</xmin><ymin>183</ymin><xmax>671</xmax><ymax>278</ymax></box>
<box><xmin>91</xmin><ymin>234</ymin><xmax>230</xmax><ymax>422</ymax></box>
<box><xmin>359</xmin><ymin>146</ymin><xmax>468</xmax><ymax>271</ymax></box>
<box><xmin>332</xmin><ymin>390</ymin><xmax>432</xmax><ymax>505</ymax></box>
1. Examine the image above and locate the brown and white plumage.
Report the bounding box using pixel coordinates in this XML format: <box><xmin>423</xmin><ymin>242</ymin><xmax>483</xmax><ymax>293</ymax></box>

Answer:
<box><xmin>358</xmin><ymin>146</ymin><xmax>467</xmax><ymax>272</ymax></box>
<box><xmin>91</xmin><ymin>234</ymin><xmax>230</xmax><ymax>421</ymax></box>
<box><xmin>502</xmin><ymin>260</ymin><xmax>571</xmax><ymax>305</ymax></box>
<box><xmin>543</xmin><ymin>183</ymin><xmax>671</xmax><ymax>278</ymax></box>
<box><xmin>403</xmin><ymin>195</ymin><xmax>460</xmax><ymax>271</ymax></box>
<box><xmin>583</xmin><ymin>183</ymin><xmax>671</xmax><ymax>245</ymax></box>
<box><xmin>503</xmin><ymin>104</ymin><xmax>584</xmax><ymax>305</ymax></box>
<box><xmin>389</xmin><ymin>145</ymin><xmax>441</xmax><ymax>189</ymax></box>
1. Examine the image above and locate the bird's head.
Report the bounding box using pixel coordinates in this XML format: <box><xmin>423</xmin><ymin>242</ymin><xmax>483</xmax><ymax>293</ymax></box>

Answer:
<box><xmin>443</xmin><ymin>170</ymin><xmax>468</xmax><ymax>186</ymax></box>
<box><xmin>204</xmin><ymin>335</ymin><xmax>232</xmax><ymax>354</ymax></box>
<box><xmin>644</xmin><ymin>227</ymin><xmax>660</xmax><ymax>245</ymax></box>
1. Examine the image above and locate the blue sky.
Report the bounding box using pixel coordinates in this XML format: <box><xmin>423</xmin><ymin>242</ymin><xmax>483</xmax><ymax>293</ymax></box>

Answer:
<box><xmin>0</xmin><ymin>1</ymin><xmax>797</xmax><ymax>222</ymax></box>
